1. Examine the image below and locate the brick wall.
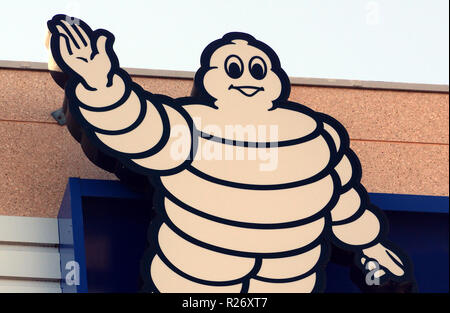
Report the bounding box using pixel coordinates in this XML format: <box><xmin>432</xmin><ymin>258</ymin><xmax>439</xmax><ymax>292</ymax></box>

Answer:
<box><xmin>0</xmin><ymin>68</ymin><xmax>448</xmax><ymax>217</ymax></box>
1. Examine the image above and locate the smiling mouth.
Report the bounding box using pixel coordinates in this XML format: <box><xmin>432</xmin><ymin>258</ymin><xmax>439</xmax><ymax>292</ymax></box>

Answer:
<box><xmin>228</xmin><ymin>85</ymin><xmax>264</xmax><ymax>97</ymax></box>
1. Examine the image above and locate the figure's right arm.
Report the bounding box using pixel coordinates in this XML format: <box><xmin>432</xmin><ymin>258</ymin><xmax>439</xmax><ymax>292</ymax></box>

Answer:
<box><xmin>47</xmin><ymin>15</ymin><xmax>193</xmax><ymax>175</ymax></box>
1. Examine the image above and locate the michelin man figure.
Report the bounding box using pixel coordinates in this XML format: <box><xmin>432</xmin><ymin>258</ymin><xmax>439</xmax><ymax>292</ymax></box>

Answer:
<box><xmin>47</xmin><ymin>14</ymin><xmax>414</xmax><ymax>293</ymax></box>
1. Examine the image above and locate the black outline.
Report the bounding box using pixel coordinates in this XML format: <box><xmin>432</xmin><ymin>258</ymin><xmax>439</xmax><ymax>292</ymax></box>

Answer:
<box><xmin>249</xmin><ymin>55</ymin><xmax>267</xmax><ymax>80</ymax></box>
<box><xmin>228</xmin><ymin>85</ymin><xmax>264</xmax><ymax>97</ymax></box>
<box><xmin>48</xmin><ymin>14</ymin><xmax>416</xmax><ymax>293</ymax></box>
<box><xmin>224</xmin><ymin>54</ymin><xmax>244</xmax><ymax>79</ymax></box>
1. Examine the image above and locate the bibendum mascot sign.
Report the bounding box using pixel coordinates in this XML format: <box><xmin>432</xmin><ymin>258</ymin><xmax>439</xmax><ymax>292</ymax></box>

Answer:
<box><xmin>47</xmin><ymin>14</ymin><xmax>415</xmax><ymax>293</ymax></box>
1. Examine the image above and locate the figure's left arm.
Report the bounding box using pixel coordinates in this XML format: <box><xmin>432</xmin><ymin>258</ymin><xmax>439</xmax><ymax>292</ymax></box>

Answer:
<box><xmin>320</xmin><ymin>113</ymin><xmax>409</xmax><ymax>281</ymax></box>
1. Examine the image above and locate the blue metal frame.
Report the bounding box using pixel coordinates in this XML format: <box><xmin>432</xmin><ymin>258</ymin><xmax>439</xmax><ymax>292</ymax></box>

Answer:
<box><xmin>78</xmin><ymin>178</ymin><xmax>143</xmax><ymax>199</ymax></box>
<box><xmin>58</xmin><ymin>177</ymin><xmax>449</xmax><ymax>292</ymax></box>
<box><xmin>58</xmin><ymin>178</ymin><xmax>88</xmax><ymax>293</ymax></box>
<box><xmin>58</xmin><ymin>178</ymin><xmax>145</xmax><ymax>292</ymax></box>
<box><xmin>369</xmin><ymin>193</ymin><xmax>448</xmax><ymax>214</ymax></box>
<box><xmin>75</xmin><ymin>178</ymin><xmax>450</xmax><ymax>214</ymax></box>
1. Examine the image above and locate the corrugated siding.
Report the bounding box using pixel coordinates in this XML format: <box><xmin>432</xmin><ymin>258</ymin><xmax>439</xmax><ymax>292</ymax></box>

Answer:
<box><xmin>0</xmin><ymin>215</ymin><xmax>61</xmax><ymax>293</ymax></box>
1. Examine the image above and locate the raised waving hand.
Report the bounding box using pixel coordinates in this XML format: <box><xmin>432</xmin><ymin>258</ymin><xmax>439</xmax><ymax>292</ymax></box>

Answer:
<box><xmin>47</xmin><ymin>15</ymin><xmax>119</xmax><ymax>90</ymax></box>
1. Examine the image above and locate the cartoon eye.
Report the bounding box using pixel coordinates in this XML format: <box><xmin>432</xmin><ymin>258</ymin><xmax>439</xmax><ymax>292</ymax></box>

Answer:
<box><xmin>249</xmin><ymin>56</ymin><xmax>267</xmax><ymax>80</ymax></box>
<box><xmin>224</xmin><ymin>55</ymin><xmax>244</xmax><ymax>79</ymax></box>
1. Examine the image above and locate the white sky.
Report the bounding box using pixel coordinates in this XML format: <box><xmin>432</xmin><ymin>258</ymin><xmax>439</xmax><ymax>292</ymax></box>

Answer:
<box><xmin>1</xmin><ymin>0</ymin><xmax>448</xmax><ymax>84</ymax></box>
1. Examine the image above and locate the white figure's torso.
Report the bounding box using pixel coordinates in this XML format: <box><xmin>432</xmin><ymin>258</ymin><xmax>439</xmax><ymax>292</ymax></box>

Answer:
<box><xmin>159</xmin><ymin>103</ymin><xmax>334</xmax><ymax>254</ymax></box>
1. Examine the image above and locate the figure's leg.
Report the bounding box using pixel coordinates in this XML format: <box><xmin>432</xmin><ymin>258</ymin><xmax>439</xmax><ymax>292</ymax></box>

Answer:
<box><xmin>248</xmin><ymin>273</ymin><xmax>317</xmax><ymax>293</ymax></box>
<box><xmin>248</xmin><ymin>244</ymin><xmax>324</xmax><ymax>293</ymax></box>
<box><xmin>149</xmin><ymin>223</ymin><xmax>256</xmax><ymax>293</ymax></box>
